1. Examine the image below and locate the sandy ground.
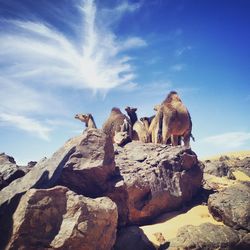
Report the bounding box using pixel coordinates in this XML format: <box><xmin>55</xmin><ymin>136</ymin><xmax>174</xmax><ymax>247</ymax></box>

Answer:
<box><xmin>233</xmin><ymin>170</ymin><xmax>250</xmax><ymax>182</ymax></box>
<box><xmin>141</xmin><ymin>205</ymin><xmax>223</xmax><ymax>247</ymax></box>
<box><xmin>201</xmin><ymin>150</ymin><xmax>250</xmax><ymax>161</ymax></box>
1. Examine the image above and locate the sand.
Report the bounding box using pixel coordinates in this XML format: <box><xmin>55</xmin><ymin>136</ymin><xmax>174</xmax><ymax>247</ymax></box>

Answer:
<box><xmin>233</xmin><ymin>170</ymin><xmax>250</xmax><ymax>182</ymax></box>
<box><xmin>140</xmin><ymin>205</ymin><xmax>223</xmax><ymax>247</ymax></box>
<box><xmin>201</xmin><ymin>150</ymin><xmax>250</xmax><ymax>161</ymax></box>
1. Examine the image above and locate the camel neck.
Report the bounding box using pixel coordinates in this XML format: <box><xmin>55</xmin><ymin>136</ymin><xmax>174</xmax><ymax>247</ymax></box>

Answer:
<box><xmin>87</xmin><ymin>118</ymin><xmax>97</xmax><ymax>128</ymax></box>
<box><xmin>128</xmin><ymin>113</ymin><xmax>137</xmax><ymax>126</ymax></box>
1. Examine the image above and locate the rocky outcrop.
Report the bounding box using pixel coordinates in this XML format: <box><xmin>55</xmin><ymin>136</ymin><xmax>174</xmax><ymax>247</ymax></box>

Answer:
<box><xmin>58</xmin><ymin>128</ymin><xmax>115</xmax><ymax>197</ymax></box>
<box><xmin>0</xmin><ymin>129</ymin><xmax>204</xmax><ymax>249</ymax></box>
<box><xmin>203</xmin><ymin>155</ymin><xmax>250</xmax><ymax>180</ymax></box>
<box><xmin>203</xmin><ymin>159</ymin><xmax>235</xmax><ymax>179</ymax></box>
<box><xmin>0</xmin><ymin>129</ymin><xmax>115</xmax><ymax>249</ymax></box>
<box><xmin>107</xmin><ymin>142</ymin><xmax>203</xmax><ymax>225</ymax></box>
<box><xmin>208</xmin><ymin>182</ymin><xmax>250</xmax><ymax>231</ymax></box>
<box><xmin>0</xmin><ymin>129</ymin><xmax>114</xmax><ymax>207</ymax></box>
<box><xmin>0</xmin><ymin>153</ymin><xmax>26</xmax><ymax>190</ymax></box>
<box><xmin>113</xmin><ymin>226</ymin><xmax>156</xmax><ymax>250</ymax></box>
<box><xmin>6</xmin><ymin>186</ymin><xmax>118</xmax><ymax>250</ymax></box>
<box><xmin>168</xmin><ymin>223</ymin><xmax>241</xmax><ymax>250</ymax></box>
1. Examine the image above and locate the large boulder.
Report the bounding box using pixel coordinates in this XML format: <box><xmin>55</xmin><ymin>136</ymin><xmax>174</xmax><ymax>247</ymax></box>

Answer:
<box><xmin>208</xmin><ymin>182</ymin><xmax>250</xmax><ymax>231</ymax></box>
<box><xmin>113</xmin><ymin>226</ymin><xmax>156</xmax><ymax>250</ymax></box>
<box><xmin>168</xmin><ymin>223</ymin><xmax>241</xmax><ymax>250</ymax></box>
<box><xmin>0</xmin><ymin>153</ymin><xmax>26</xmax><ymax>190</ymax></box>
<box><xmin>58</xmin><ymin>129</ymin><xmax>115</xmax><ymax>197</ymax></box>
<box><xmin>106</xmin><ymin>142</ymin><xmax>203</xmax><ymax>225</ymax></box>
<box><xmin>0</xmin><ymin>129</ymin><xmax>115</xmax><ymax>248</ymax></box>
<box><xmin>6</xmin><ymin>186</ymin><xmax>118</xmax><ymax>250</ymax></box>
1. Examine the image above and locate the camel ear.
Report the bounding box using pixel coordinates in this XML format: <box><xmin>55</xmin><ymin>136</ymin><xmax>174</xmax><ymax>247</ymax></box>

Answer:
<box><xmin>132</xmin><ymin>108</ymin><xmax>137</xmax><ymax>112</ymax></box>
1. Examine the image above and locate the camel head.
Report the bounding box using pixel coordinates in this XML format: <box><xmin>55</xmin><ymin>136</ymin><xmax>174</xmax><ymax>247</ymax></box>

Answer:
<box><xmin>164</xmin><ymin>91</ymin><xmax>182</xmax><ymax>103</ymax></box>
<box><xmin>74</xmin><ymin>113</ymin><xmax>91</xmax><ymax>123</ymax></box>
<box><xmin>154</xmin><ymin>104</ymin><xmax>161</xmax><ymax>111</ymax></box>
<box><xmin>140</xmin><ymin>117</ymin><xmax>150</xmax><ymax>122</ymax></box>
<box><xmin>125</xmin><ymin>106</ymin><xmax>137</xmax><ymax>115</ymax></box>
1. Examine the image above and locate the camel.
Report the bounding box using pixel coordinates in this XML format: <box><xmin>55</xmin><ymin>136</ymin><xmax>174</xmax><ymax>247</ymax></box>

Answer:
<box><xmin>148</xmin><ymin>105</ymin><xmax>161</xmax><ymax>143</ymax></box>
<box><xmin>125</xmin><ymin>107</ymin><xmax>150</xmax><ymax>143</ymax></box>
<box><xmin>152</xmin><ymin>91</ymin><xmax>193</xmax><ymax>147</ymax></box>
<box><xmin>102</xmin><ymin>107</ymin><xmax>132</xmax><ymax>142</ymax></box>
<box><xmin>140</xmin><ymin>116</ymin><xmax>155</xmax><ymax>142</ymax></box>
<box><xmin>75</xmin><ymin>113</ymin><xmax>97</xmax><ymax>129</ymax></box>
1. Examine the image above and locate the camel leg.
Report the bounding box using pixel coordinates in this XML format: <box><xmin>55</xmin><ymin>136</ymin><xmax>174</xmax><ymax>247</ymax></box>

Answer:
<box><xmin>162</xmin><ymin>124</ymin><xmax>171</xmax><ymax>144</ymax></box>
<box><xmin>162</xmin><ymin>115</ymin><xmax>171</xmax><ymax>144</ymax></box>
<box><xmin>171</xmin><ymin>135</ymin><xmax>179</xmax><ymax>146</ymax></box>
<box><xmin>183</xmin><ymin>132</ymin><xmax>190</xmax><ymax>148</ymax></box>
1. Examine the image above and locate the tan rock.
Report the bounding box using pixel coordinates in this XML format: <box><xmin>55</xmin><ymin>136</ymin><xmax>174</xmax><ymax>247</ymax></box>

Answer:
<box><xmin>7</xmin><ymin>186</ymin><xmax>118</xmax><ymax>250</ymax></box>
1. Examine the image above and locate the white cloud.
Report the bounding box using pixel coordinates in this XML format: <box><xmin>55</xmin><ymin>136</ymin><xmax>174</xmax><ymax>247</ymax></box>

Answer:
<box><xmin>175</xmin><ymin>46</ymin><xmax>192</xmax><ymax>57</ymax></box>
<box><xmin>0</xmin><ymin>0</ymin><xmax>147</xmax><ymax>139</ymax></box>
<box><xmin>0</xmin><ymin>113</ymin><xmax>51</xmax><ymax>141</ymax></box>
<box><xmin>170</xmin><ymin>63</ymin><xmax>186</xmax><ymax>72</ymax></box>
<box><xmin>0</xmin><ymin>77</ymin><xmax>64</xmax><ymax>115</ymax></box>
<box><xmin>0</xmin><ymin>0</ymin><xmax>146</xmax><ymax>91</ymax></box>
<box><xmin>203</xmin><ymin>132</ymin><xmax>250</xmax><ymax>148</ymax></box>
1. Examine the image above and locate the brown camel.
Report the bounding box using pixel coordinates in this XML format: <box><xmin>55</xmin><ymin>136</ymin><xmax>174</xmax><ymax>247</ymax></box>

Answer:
<box><xmin>75</xmin><ymin>113</ymin><xmax>97</xmax><ymax>129</ymax></box>
<box><xmin>102</xmin><ymin>107</ymin><xmax>132</xmax><ymax>142</ymax></box>
<box><xmin>125</xmin><ymin>106</ymin><xmax>150</xmax><ymax>143</ymax></box>
<box><xmin>152</xmin><ymin>91</ymin><xmax>193</xmax><ymax>147</ymax></box>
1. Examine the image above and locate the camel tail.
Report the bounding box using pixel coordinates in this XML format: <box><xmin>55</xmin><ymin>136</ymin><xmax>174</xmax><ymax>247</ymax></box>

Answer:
<box><xmin>190</xmin><ymin>133</ymin><xmax>195</xmax><ymax>142</ymax></box>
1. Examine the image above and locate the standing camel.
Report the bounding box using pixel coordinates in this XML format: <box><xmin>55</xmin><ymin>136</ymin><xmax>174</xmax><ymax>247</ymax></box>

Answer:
<box><xmin>151</xmin><ymin>91</ymin><xmax>193</xmax><ymax>147</ymax></box>
<box><xmin>125</xmin><ymin>106</ymin><xmax>150</xmax><ymax>143</ymax></box>
<box><xmin>102</xmin><ymin>107</ymin><xmax>132</xmax><ymax>142</ymax></box>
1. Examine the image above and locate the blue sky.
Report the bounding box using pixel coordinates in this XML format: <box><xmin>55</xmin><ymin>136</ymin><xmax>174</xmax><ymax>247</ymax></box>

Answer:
<box><xmin>0</xmin><ymin>0</ymin><xmax>250</xmax><ymax>164</ymax></box>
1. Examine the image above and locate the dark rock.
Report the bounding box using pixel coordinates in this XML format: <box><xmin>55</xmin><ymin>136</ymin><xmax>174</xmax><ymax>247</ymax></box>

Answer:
<box><xmin>208</xmin><ymin>182</ymin><xmax>250</xmax><ymax>231</ymax></box>
<box><xmin>0</xmin><ymin>129</ymin><xmax>115</xmax><ymax>249</ymax></box>
<box><xmin>6</xmin><ymin>186</ymin><xmax>118</xmax><ymax>250</ymax></box>
<box><xmin>106</xmin><ymin>142</ymin><xmax>203</xmax><ymax>225</ymax></box>
<box><xmin>113</xmin><ymin>226</ymin><xmax>156</xmax><ymax>250</ymax></box>
<box><xmin>168</xmin><ymin>223</ymin><xmax>240</xmax><ymax>250</ymax></box>
<box><xmin>0</xmin><ymin>153</ymin><xmax>26</xmax><ymax>190</ymax></box>
<box><xmin>203</xmin><ymin>155</ymin><xmax>250</xmax><ymax>178</ymax></box>
<box><xmin>58</xmin><ymin>128</ymin><xmax>115</xmax><ymax>197</ymax></box>
<box><xmin>203</xmin><ymin>160</ymin><xmax>235</xmax><ymax>179</ymax></box>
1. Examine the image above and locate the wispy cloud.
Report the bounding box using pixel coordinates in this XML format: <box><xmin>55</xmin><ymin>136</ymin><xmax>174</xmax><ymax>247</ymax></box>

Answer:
<box><xmin>0</xmin><ymin>0</ymin><xmax>146</xmax><ymax>139</ymax></box>
<box><xmin>203</xmin><ymin>132</ymin><xmax>250</xmax><ymax>148</ymax></box>
<box><xmin>170</xmin><ymin>63</ymin><xmax>186</xmax><ymax>72</ymax></box>
<box><xmin>175</xmin><ymin>46</ymin><xmax>192</xmax><ymax>57</ymax></box>
<box><xmin>0</xmin><ymin>113</ymin><xmax>51</xmax><ymax>141</ymax></box>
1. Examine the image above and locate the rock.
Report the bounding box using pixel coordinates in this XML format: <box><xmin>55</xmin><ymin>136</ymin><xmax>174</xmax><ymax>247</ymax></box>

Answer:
<box><xmin>0</xmin><ymin>153</ymin><xmax>26</xmax><ymax>190</ymax></box>
<box><xmin>0</xmin><ymin>129</ymin><xmax>114</xmax><ymax>206</ymax></box>
<box><xmin>114</xmin><ymin>131</ymin><xmax>131</xmax><ymax>146</ymax></box>
<box><xmin>6</xmin><ymin>186</ymin><xmax>118</xmax><ymax>250</ymax></box>
<box><xmin>0</xmin><ymin>129</ymin><xmax>115</xmax><ymax>248</ymax></box>
<box><xmin>168</xmin><ymin>223</ymin><xmax>240</xmax><ymax>250</ymax></box>
<box><xmin>113</xmin><ymin>226</ymin><xmax>156</xmax><ymax>250</ymax></box>
<box><xmin>58</xmin><ymin>128</ymin><xmax>115</xmax><ymax>197</ymax></box>
<box><xmin>106</xmin><ymin>142</ymin><xmax>203</xmax><ymax>225</ymax></box>
<box><xmin>239</xmin><ymin>233</ymin><xmax>250</xmax><ymax>249</ymax></box>
<box><xmin>233</xmin><ymin>156</ymin><xmax>250</xmax><ymax>176</ymax></box>
<box><xmin>208</xmin><ymin>182</ymin><xmax>250</xmax><ymax>231</ymax></box>
<box><xmin>203</xmin><ymin>159</ymin><xmax>235</xmax><ymax>179</ymax></box>
<box><xmin>203</xmin><ymin>155</ymin><xmax>250</xmax><ymax>178</ymax></box>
